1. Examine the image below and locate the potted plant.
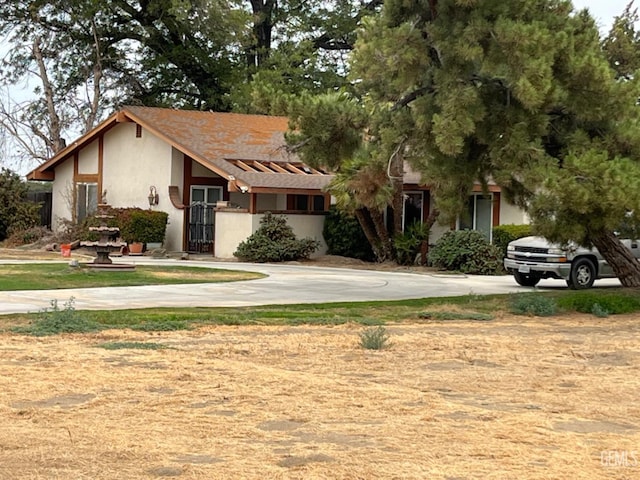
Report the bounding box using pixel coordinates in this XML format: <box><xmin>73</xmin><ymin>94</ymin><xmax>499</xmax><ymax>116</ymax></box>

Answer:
<box><xmin>120</xmin><ymin>209</ymin><xmax>168</xmax><ymax>253</ymax></box>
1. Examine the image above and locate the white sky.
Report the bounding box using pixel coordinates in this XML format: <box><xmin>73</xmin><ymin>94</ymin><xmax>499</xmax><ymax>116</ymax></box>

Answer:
<box><xmin>572</xmin><ymin>0</ymin><xmax>633</xmax><ymax>33</ymax></box>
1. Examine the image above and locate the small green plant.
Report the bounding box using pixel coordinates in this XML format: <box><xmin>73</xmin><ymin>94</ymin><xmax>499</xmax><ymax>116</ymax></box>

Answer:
<box><xmin>16</xmin><ymin>297</ymin><xmax>102</xmax><ymax>336</ymax></box>
<box><xmin>234</xmin><ymin>212</ymin><xmax>319</xmax><ymax>262</ymax></box>
<box><xmin>509</xmin><ymin>294</ymin><xmax>557</xmax><ymax>317</ymax></box>
<box><xmin>591</xmin><ymin>303</ymin><xmax>610</xmax><ymax>318</ymax></box>
<box><xmin>97</xmin><ymin>341</ymin><xmax>169</xmax><ymax>350</ymax></box>
<box><xmin>359</xmin><ymin>325</ymin><xmax>391</xmax><ymax>350</ymax></box>
<box><xmin>429</xmin><ymin>230</ymin><xmax>503</xmax><ymax>275</ymax></box>
<box><xmin>394</xmin><ymin>221</ymin><xmax>430</xmax><ymax>266</ymax></box>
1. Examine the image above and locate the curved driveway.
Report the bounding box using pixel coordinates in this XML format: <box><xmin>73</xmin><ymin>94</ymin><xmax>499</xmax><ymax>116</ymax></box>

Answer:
<box><xmin>0</xmin><ymin>258</ymin><xmax>621</xmax><ymax>315</ymax></box>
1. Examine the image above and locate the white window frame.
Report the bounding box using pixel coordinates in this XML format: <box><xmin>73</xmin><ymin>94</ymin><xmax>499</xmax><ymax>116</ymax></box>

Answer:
<box><xmin>457</xmin><ymin>193</ymin><xmax>493</xmax><ymax>242</ymax></box>
<box><xmin>190</xmin><ymin>185</ymin><xmax>223</xmax><ymax>206</ymax></box>
<box><xmin>76</xmin><ymin>182</ymin><xmax>98</xmax><ymax>222</ymax></box>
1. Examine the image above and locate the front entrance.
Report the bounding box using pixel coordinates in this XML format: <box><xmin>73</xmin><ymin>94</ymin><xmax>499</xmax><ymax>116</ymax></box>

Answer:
<box><xmin>187</xmin><ymin>186</ymin><xmax>222</xmax><ymax>253</ymax></box>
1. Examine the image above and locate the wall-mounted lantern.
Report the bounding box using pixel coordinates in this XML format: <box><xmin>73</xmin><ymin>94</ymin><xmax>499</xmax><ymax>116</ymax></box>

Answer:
<box><xmin>148</xmin><ymin>185</ymin><xmax>159</xmax><ymax>207</ymax></box>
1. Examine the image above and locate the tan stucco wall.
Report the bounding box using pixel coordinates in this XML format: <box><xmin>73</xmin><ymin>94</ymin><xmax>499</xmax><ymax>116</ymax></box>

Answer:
<box><xmin>214</xmin><ymin>211</ymin><xmax>327</xmax><ymax>259</ymax></box>
<box><xmin>214</xmin><ymin>211</ymin><xmax>259</xmax><ymax>258</ymax></box>
<box><xmin>500</xmin><ymin>200</ymin><xmax>530</xmax><ymax>225</ymax></box>
<box><xmin>51</xmin><ymin>160</ymin><xmax>75</xmax><ymax>230</ymax></box>
<box><xmin>100</xmin><ymin>123</ymin><xmax>185</xmax><ymax>250</ymax></box>
<box><xmin>51</xmin><ymin>123</ymin><xmax>186</xmax><ymax>251</ymax></box>
<box><xmin>77</xmin><ymin>140</ymin><xmax>99</xmax><ymax>174</ymax></box>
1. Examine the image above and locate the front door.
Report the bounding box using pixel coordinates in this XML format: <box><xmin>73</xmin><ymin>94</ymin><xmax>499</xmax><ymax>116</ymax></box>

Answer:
<box><xmin>188</xmin><ymin>186</ymin><xmax>222</xmax><ymax>253</ymax></box>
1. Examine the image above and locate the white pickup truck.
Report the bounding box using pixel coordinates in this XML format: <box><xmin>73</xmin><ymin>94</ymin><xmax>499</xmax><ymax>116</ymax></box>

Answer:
<box><xmin>503</xmin><ymin>236</ymin><xmax>640</xmax><ymax>289</ymax></box>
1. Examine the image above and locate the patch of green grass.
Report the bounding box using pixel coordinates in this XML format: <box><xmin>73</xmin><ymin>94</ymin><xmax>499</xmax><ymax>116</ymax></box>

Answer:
<box><xmin>0</xmin><ymin>263</ymin><xmax>264</xmax><ymax>291</ymax></box>
<box><xmin>4</xmin><ymin>288</ymin><xmax>640</xmax><ymax>336</ymax></box>
<box><xmin>418</xmin><ymin>311</ymin><xmax>494</xmax><ymax>321</ymax></box>
<box><xmin>97</xmin><ymin>341</ymin><xmax>169</xmax><ymax>350</ymax></box>
<box><xmin>555</xmin><ymin>290</ymin><xmax>640</xmax><ymax>315</ymax></box>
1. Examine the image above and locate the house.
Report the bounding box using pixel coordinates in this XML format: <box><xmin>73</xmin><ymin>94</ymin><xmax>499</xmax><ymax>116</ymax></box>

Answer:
<box><xmin>27</xmin><ymin>106</ymin><xmax>528</xmax><ymax>257</ymax></box>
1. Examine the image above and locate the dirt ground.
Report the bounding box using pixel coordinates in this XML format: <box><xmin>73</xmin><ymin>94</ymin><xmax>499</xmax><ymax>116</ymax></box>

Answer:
<box><xmin>1</xmin><ymin>314</ymin><xmax>640</xmax><ymax>479</ymax></box>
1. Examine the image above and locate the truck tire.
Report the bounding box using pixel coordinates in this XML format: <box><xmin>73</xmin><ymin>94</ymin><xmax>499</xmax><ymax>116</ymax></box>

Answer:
<box><xmin>567</xmin><ymin>258</ymin><xmax>596</xmax><ymax>289</ymax></box>
<box><xmin>514</xmin><ymin>271</ymin><xmax>541</xmax><ymax>287</ymax></box>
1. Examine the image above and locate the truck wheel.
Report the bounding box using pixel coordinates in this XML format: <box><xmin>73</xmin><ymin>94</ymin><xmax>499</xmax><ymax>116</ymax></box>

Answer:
<box><xmin>514</xmin><ymin>271</ymin><xmax>541</xmax><ymax>287</ymax></box>
<box><xmin>567</xmin><ymin>258</ymin><xmax>596</xmax><ymax>289</ymax></box>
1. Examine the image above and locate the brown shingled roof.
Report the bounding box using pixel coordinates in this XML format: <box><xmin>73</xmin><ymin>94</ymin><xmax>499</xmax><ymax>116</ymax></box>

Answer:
<box><xmin>27</xmin><ymin>106</ymin><xmax>334</xmax><ymax>192</ymax></box>
<box><xmin>123</xmin><ymin>106</ymin><xmax>333</xmax><ymax>191</ymax></box>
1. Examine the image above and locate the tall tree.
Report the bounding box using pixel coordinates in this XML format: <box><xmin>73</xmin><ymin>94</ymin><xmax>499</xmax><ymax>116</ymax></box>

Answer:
<box><xmin>602</xmin><ymin>1</ymin><xmax>640</xmax><ymax>80</ymax></box>
<box><xmin>291</xmin><ymin>0</ymin><xmax>640</xmax><ymax>284</ymax></box>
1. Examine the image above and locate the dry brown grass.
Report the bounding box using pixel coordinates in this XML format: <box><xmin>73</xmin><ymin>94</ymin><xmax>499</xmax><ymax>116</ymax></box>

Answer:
<box><xmin>1</xmin><ymin>315</ymin><xmax>640</xmax><ymax>479</ymax></box>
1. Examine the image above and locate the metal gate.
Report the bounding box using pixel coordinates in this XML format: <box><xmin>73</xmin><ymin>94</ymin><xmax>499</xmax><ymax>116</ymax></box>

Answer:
<box><xmin>187</xmin><ymin>203</ymin><xmax>215</xmax><ymax>253</ymax></box>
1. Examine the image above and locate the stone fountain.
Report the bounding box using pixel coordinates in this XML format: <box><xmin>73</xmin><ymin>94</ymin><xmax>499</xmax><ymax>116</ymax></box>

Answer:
<box><xmin>80</xmin><ymin>206</ymin><xmax>135</xmax><ymax>270</ymax></box>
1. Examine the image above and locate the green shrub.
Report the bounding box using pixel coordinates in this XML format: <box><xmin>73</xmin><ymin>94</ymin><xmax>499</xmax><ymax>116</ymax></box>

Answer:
<box><xmin>429</xmin><ymin>230</ymin><xmax>503</xmax><ymax>275</ymax></box>
<box><xmin>492</xmin><ymin>224</ymin><xmax>532</xmax><ymax>258</ymax></box>
<box><xmin>359</xmin><ymin>326</ymin><xmax>390</xmax><ymax>350</ymax></box>
<box><xmin>509</xmin><ymin>294</ymin><xmax>557</xmax><ymax>317</ymax></box>
<box><xmin>394</xmin><ymin>221</ymin><xmax>430</xmax><ymax>266</ymax></box>
<box><xmin>75</xmin><ymin>207</ymin><xmax>168</xmax><ymax>244</ymax></box>
<box><xmin>322</xmin><ymin>206</ymin><xmax>375</xmax><ymax>261</ymax></box>
<box><xmin>234</xmin><ymin>212</ymin><xmax>320</xmax><ymax>262</ymax></box>
<box><xmin>0</xmin><ymin>168</ymin><xmax>40</xmax><ymax>241</ymax></box>
<box><xmin>15</xmin><ymin>298</ymin><xmax>102</xmax><ymax>336</ymax></box>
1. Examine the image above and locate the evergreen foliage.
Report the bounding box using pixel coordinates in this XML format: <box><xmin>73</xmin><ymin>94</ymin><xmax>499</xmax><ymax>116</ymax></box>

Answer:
<box><xmin>322</xmin><ymin>206</ymin><xmax>375</xmax><ymax>261</ymax></box>
<box><xmin>290</xmin><ymin>0</ymin><xmax>640</xmax><ymax>285</ymax></box>
<box><xmin>492</xmin><ymin>224</ymin><xmax>533</xmax><ymax>257</ymax></box>
<box><xmin>0</xmin><ymin>168</ymin><xmax>40</xmax><ymax>241</ymax></box>
<box><xmin>429</xmin><ymin>230</ymin><xmax>503</xmax><ymax>275</ymax></box>
<box><xmin>234</xmin><ymin>212</ymin><xmax>319</xmax><ymax>262</ymax></box>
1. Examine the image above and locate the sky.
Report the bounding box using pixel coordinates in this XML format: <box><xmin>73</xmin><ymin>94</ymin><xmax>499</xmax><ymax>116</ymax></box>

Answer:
<box><xmin>573</xmin><ymin>0</ymin><xmax>634</xmax><ymax>33</ymax></box>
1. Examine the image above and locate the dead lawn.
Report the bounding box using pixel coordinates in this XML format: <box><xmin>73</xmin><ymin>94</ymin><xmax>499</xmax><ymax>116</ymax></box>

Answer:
<box><xmin>1</xmin><ymin>314</ymin><xmax>639</xmax><ymax>479</ymax></box>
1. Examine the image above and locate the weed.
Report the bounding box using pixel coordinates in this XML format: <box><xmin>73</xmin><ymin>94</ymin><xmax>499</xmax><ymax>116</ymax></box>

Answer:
<box><xmin>591</xmin><ymin>303</ymin><xmax>610</xmax><ymax>318</ymax></box>
<box><xmin>97</xmin><ymin>341</ymin><xmax>169</xmax><ymax>350</ymax></box>
<box><xmin>509</xmin><ymin>294</ymin><xmax>557</xmax><ymax>317</ymax></box>
<box><xmin>359</xmin><ymin>326</ymin><xmax>390</xmax><ymax>350</ymax></box>
<box><xmin>14</xmin><ymin>298</ymin><xmax>102</xmax><ymax>336</ymax></box>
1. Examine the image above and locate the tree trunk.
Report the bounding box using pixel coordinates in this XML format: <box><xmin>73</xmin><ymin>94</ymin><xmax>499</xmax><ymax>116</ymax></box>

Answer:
<box><xmin>355</xmin><ymin>208</ymin><xmax>385</xmax><ymax>261</ymax></box>
<box><xmin>591</xmin><ymin>230</ymin><xmax>640</xmax><ymax>287</ymax></box>
<box><xmin>369</xmin><ymin>208</ymin><xmax>394</xmax><ymax>261</ymax></box>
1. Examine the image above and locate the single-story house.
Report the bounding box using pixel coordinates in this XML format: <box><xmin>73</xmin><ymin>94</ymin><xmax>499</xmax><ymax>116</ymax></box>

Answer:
<box><xmin>27</xmin><ymin>106</ymin><xmax>528</xmax><ymax>257</ymax></box>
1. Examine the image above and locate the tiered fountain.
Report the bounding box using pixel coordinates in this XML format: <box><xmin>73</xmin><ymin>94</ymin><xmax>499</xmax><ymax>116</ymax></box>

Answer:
<box><xmin>80</xmin><ymin>206</ymin><xmax>135</xmax><ymax>270</ymax></box>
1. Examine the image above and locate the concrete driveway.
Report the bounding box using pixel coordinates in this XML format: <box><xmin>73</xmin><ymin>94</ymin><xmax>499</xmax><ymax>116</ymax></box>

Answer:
<box><xmin>0</xmin><ymin>258</ymin><xmax>622</xmax><ymax>315</ymax></box>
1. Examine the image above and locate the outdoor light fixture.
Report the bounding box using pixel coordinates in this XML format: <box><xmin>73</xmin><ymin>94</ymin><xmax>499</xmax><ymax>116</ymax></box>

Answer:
<box><xmin>148</xmin><ymin>185</ymin><xmax>159</xmax><ymax>206</ymax></box>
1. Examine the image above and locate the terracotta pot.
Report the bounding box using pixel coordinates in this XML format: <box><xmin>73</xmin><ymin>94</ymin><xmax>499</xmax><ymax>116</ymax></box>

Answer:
<box><xmin>128</xmin><ymin>242</ymin><xmax>144</xmax><ymax>255</ymax></box>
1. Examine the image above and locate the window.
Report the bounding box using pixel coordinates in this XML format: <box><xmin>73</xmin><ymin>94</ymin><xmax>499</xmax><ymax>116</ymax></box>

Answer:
<box><xmin>288</xmin><ymin>194</ymin><xmax>326</xmax><ymax>212</ymax></box>
<box><xmin>459</xmin><ymin>194</ymin><xmax>493</xmax><ymax>240</ymax></box>
<box><xmin>403</xmin><ymin>192</ymin><xmax>424</xmax><ymax>230</ymax></box>
<box><xmin>190</xmin><ymin>186</ymin><xmax>222</xmax><ymax>206</ymax></box>
<box><xmin>76</xmin><ymin>182</ymin><xmax>98</xmax><ymax>222</ymax></box>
